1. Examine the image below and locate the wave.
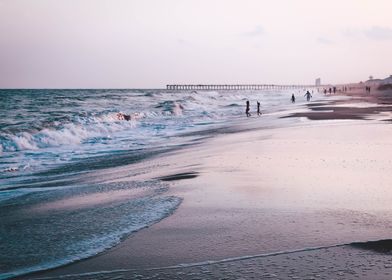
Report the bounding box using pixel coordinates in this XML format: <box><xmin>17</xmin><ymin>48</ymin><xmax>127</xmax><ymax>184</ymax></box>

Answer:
<box><xmin>0</xmin><ymin>113</ymin><xmax>140</xmax><ymax>153</ymax></box>
<box><xmin>155</xmin><ymin>101</ymin><xmax>184</xmax><ymax>116</ymax></box>
<box><xmin>0</xmin><ymin>89</ymin><xmax>287</xmax><ymax>156</ymax></box>
<box><xmin>0</xmin><ymin>101</ymin><xmax>189</xmax><ymax>154</ymax></box>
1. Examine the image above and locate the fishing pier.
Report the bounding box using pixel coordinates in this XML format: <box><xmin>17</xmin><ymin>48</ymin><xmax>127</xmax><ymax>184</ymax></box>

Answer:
<box><xmin>166</xmin><ymin>84</ymin><xmax>315</xmax><ymax>91</ymax></box>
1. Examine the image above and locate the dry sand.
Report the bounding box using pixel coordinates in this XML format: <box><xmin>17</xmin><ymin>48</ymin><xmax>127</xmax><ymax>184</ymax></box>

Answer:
<box><xmin>28</xmin><ymin>90</ymin><xmax>392</xmax><ymax>280</ymax></box>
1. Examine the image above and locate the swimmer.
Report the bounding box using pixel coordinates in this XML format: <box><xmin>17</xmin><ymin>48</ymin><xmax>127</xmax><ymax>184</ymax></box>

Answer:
<box><xmin>116</xmin><ymin>112</ymin><xmax>131</xmax><ymax>121</ymax></box>
<box><xmin>246</xmin><ymin>100</ymin><xmax>251</xmax><ymax>117</ymax></box>
<box><xmin>304</xmin><ymin>90</ymin><xmax>312</xmax><ymax>102</ymax></box>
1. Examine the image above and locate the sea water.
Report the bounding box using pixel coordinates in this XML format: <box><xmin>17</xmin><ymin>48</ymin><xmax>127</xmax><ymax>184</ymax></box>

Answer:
<box><xmin>0</xmin><ymin>88</ymin><xmax>319</xmax><ymax>279</ymax></box>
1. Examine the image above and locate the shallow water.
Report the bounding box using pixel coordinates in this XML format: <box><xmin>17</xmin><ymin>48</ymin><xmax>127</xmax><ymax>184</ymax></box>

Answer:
<box><xmin>0</xmin><ymin>89</ymin><xmax>311</xmax><ymax>185</ymax></box>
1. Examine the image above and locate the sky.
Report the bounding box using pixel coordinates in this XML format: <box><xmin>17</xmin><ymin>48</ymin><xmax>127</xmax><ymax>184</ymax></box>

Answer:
<box><xmin>0</xmin><ymin>0</ymin><xmax>392</xmax><ymax>88</ymax></box>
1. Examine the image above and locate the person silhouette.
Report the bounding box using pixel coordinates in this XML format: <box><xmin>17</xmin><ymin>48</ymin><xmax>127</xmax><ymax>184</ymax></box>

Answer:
<box><xmin>246</xmin><ymin>100</ymin><xmax>251</xmax><ymax>117</ymax></box>
<box><xmin>291</xmin><ymin>94</ymin><xmax>296</xmax><ymax>103</ymax></box>
<box><xmin>257</xmin><ymin>101</ymin><xmax>262</xmax><ymax>116</ymax></box>
<box><xmin>304</xmin><ymin>90</ymin><xmax>312</xmax><ymax>102</ymax></box>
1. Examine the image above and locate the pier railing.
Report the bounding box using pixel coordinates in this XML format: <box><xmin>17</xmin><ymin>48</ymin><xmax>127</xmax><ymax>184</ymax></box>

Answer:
<box><xmin>166</xmin><ymin>84</ymin><xmax>316</xmax><ymax>90</ymax></box>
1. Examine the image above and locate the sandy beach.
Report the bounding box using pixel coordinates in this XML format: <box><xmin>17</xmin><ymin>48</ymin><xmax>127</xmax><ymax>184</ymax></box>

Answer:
<box><xmin>2</xmin><ymin>1</ymin><xmax>392</xmax><ymax>279</ymax></box>
<box><xmin>21</xmin><ymin>89</ymin><xmax>392</xmax><ymax>280</ymax></box>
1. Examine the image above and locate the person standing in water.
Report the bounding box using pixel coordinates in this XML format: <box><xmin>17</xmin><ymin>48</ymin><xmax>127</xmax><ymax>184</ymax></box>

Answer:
<box><xmin>304</xmin><ymin>90</ymin><xmax>312</xmax><ymax>102</ymax></box>
<box><xmin>291</xmin><ymin>94</ymin><xmax>296</xmax><ymax>103</ymax></box>
<box><xmin>246</xmin><ymin>100</ymin><xmax>251</xmax><ymax>117</ymax></box>
<box><xmin>257</xmin><ymin>101</ymin><xmax>262</xmax><ymax>116</ymax></box>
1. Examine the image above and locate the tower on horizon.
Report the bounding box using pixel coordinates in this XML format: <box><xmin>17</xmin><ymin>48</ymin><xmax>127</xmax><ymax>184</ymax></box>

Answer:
<box><xmin>315</xmin><ymin>78</ymin><xmax>321</xmax><ymax>86</ymax></box>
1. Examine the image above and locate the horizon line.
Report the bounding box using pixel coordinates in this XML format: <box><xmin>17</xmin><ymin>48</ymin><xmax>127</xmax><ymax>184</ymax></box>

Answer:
<box><xmin>0</xmin><ymin>82</ymin><xmax>361</xmax><ymax>90</ymax></box>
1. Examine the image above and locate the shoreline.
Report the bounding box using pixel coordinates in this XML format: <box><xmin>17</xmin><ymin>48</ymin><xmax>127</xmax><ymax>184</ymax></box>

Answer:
<box><xmin>22</xmin><ymin>88</ymin><xmax>392</xmax><ymax>279</ymax></box>
<box><xmin>29</xmin><ymin>244</ymin><xmax>392</xmax><ymax>280</ymax></box>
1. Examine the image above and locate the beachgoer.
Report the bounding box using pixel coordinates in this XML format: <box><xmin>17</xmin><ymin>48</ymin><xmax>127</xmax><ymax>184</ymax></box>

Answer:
<box><xmin>304</xmin><ymin>90</ymin><xmax>312</xmax><ymax>102</ymax></box>
<box><xmin>117</xmin><ymin>112</ymin><xmax>131</xmax><ymax>121</ymax></box>
<box><xmin>324</xmin><ymin>88</ymin><xmax>327</xmax><ymax>95</ymax></box>
<box><xmin>291</xmin><ymin>94</ymin><xmax>296</xmax><ymax>103</ymax></box>
<box><xmin>257</xmin><ymin>101</ymin><xmax>262</xmax><ymax>116</ymax></box>
<box><xmin>246</xmin><ymin>100</ymin><xmax>251</xmax><ymax>117</ymax></box>
<box><xmin>329</xmin><ymin>88</ymin><xmax>332</xmax><ymax>94</ymax></box>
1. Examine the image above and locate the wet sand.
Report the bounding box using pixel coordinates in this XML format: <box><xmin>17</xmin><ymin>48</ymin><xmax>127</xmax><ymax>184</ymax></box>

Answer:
<box><xmin>34</xmin><ymin>245</ymin><xmax>392</xmax><ymax>280</ymax></box>
<box><xmin>27</xmin><ymin>89</ymin><xmax>392</xmax><ymax>280</ymax></box>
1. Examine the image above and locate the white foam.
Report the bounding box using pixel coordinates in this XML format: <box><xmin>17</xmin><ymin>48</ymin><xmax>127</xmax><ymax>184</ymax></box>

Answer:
<box><xmin>2</xmin><ymin>113</ymin><xmax>141</xmax><ymax>153</ymax></box>
<box><xmin>172</xmin><ymin>102</ymin><xmax>183</xmax><ymax>116</ymax></box>
<box><xmin>12</xmin><ymin>132</ymin><xmax>39</xmax><ymax>150</ymax></box>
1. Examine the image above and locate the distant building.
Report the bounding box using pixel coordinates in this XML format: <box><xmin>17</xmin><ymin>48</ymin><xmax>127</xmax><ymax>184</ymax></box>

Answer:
<box><xmin>381</xmin><ymin>75</ymin><xmax>392</xmax><ymax>85</ymax></box>
<box><xmin>315</xmin><ymin>78</ymin><xmax>321</xmax><ymax>86</ymax></box>
<box><xmin>365</xmin><ymin>75</ymin><xmax>392</xmax><ymax>86</ymax></box>
<box><xmin>365</xmin><ymin>77</ymin><xmax>382</xmax><ymax>86</ymax></box>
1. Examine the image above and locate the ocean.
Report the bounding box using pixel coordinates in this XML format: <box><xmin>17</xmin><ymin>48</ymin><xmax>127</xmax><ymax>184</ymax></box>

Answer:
<box><xmin>0</xmin><ymin>88</ymin><xmax>319</xmax><ymax>279</ymax></box>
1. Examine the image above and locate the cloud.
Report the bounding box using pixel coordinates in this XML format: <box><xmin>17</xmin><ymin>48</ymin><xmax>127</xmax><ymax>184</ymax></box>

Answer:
<box><xmin>342</xmin><ymin>26</ymin><xmax>392</xmax><ymax>41</ymax></box>
<box><xmin>364</xmin><ymin>26</ymin><xmax>392</xmax><ymax>40</ymax></box>
<box><xmin>177</xmin><ymin>38</ymin><xmax>187</xmax><ymax>44</ymax></box>
<box><xmin>177</xmin><ymin>38</ymin><xmax>192</xmax><ymax>46</ymax></box>
<box><xmin>342</xmin><ymin>28</ymin><xmax>358</xmax><ymax>38</ymax></box>
<box><xmin>241</xmin><ymin>25</ymin><xmax>264</xmax><ymax>37</ymax></box>
<box><xmin>316</xmin><ymin>37</ymin><xmax>334</xmax><ymax>45</ymax></box>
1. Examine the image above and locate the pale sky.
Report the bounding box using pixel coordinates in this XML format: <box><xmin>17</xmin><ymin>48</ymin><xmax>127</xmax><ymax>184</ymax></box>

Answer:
<box><xmin>0</xmin><ymin>0</ymin><xmax>392</xmax><ymax>88</ymax></box>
